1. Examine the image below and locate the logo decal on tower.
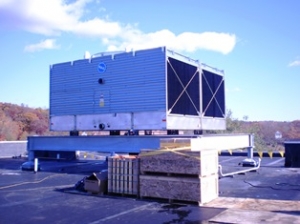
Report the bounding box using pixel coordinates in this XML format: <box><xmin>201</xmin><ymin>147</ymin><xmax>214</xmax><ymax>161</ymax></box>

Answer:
<box><xmin>98</xmin><ymin>62</ymin><xmax>106</xmax><ymax>73</ymax></box>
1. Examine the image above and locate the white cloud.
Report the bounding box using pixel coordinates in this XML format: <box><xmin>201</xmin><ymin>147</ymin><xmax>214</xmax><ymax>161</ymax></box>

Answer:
<box><xmin>24</xmin><ymin>39</ymin><xmax>60</xmax><ymax>52</ymax></box>
<box><xmin>288</xmin><ymin>60</ymin><xmax>300</xmax><ymax>67</ymax></box>
<box><xmin>1</xmin><ymin>0</ymin><xmax>237</xmax><ymax>54</ymax></box>
<box><xmin>0</xmin><ymin>0</ymin><xmax>89</xmax><ymax>35</ymax></box>
<box><xmin>73</xmin><ymin>18</ymin><xmax>122</xmax><ymax>37</ymax></box>
<box><xmin>112</xmin><ymin>30</ymin><xmax>236</xmax><ymax>54</ymax></box>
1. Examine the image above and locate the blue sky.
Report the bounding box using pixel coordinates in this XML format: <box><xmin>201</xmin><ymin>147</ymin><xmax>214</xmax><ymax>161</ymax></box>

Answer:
<box><xmin>0</xmin><ymin>0</ymin><xmax>299</xmax><ymax>121</ymax></box>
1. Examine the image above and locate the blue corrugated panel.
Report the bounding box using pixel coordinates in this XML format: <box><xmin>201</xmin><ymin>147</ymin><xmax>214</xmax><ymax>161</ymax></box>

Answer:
<box><xmin>50</xmin><ymin>47</ymin><xmax>166</xmax><ymax>116</ymax></box>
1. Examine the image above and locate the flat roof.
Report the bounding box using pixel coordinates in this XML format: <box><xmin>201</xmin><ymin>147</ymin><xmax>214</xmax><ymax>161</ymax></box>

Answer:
<box><xmin>0</xmin><ymin>156</ymin><xmax>299</xmax><ymax>223</ymax></box>
<box><xmin>285</xmin><ymin>140</ymin><xmax>300</xmax><ymax>144</ymax></box>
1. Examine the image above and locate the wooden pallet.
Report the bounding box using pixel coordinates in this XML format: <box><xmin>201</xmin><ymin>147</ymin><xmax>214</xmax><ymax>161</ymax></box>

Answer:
<box><xmin>108</xmin><ymin>157</ymin><xmax>139</xmax><ymax>196</ymax></box>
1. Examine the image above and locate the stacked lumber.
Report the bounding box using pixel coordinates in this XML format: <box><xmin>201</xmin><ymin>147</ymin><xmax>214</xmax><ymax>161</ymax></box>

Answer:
<box><xmin>140</xmin><ymin>149</ymin><xmax>218</xmax><ymax>176</ymax></box>
<box><xmin>139</xmin><ymin>148</ymin><xmax>219</xmax><ymax>205</ymax></box>
<box><xmin>107</xmin><ymin>155</ymin><xmax>139</xmax><ymax>196</ymax></box>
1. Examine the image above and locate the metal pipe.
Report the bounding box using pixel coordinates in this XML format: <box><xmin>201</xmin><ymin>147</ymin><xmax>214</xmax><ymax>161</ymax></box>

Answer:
<box><xmin>218</xmin><ymin>158</ymin><xmax>261</xmax><ymax>178</ymax></box>
<box><xmin>247</xmin><ymin>134</ymin><xmax>255</xmax><ymax>159</ymax></box>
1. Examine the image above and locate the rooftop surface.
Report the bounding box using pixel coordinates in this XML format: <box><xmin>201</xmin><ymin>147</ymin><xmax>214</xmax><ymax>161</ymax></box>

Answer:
<box><xmin>0</xmin><ymin>155</ymin><xmax>299</xmax><ymax>224</ymax></box>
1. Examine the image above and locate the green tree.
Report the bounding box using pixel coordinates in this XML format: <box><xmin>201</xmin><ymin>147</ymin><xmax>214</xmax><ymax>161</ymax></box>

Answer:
<box><xmin>223</xmin><ymin>109</ymin><xmax>266</xmax><ymax>151</ymax></box>
<box><xmin>225</xmin><ymin>109</ymin><xmax>241</xmax><ymax>133</ymax></box>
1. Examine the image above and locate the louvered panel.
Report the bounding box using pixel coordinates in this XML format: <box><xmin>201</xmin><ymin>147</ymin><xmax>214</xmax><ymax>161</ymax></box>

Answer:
<box><xmin>50</xmin><ymin>47</ymin><xmax>166</xmax><ymax>116</ymax></box>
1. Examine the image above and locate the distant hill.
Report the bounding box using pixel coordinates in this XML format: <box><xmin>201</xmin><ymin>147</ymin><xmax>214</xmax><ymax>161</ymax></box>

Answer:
<box><xmin>248</xmin><ymin>120</ymin><xmax>300</xmax><ymax>142</ymax></box>
<box><xmin>222</xmin><ymin>111</ymin><xmax>300</xmax><ymax>151</ymax></box>
<box><xmin>1</xmin><ymin>103</ymin><xmax>299</xmax><ymax>149</ymax></box>
<box><xmin>0</xmin><ymin>102</ymin><xmax>49</xmax><ymax>140</ymax></box>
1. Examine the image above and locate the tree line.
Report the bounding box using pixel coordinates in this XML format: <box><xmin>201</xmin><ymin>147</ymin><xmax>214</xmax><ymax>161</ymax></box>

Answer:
<box><xmin>0</xmin><ymin>103</ymin><xmax>300</xmax><ymax>151</ymax></box>
<box><xmin>0</xmin><ymin>102</ymin><xmax>50</xmax><ymax>140</ymax></box>
<box><xmin>222</xmin><ymin>110</ymin><xmax>300</xmax><ymax>151</ymax></box>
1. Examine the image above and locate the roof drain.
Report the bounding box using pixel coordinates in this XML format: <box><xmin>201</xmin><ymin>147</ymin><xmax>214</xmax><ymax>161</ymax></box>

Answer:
<box><xmin>218</xmin><ymin>158</ymin><xmax>261</xmax><ymax>178</ymax></box>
